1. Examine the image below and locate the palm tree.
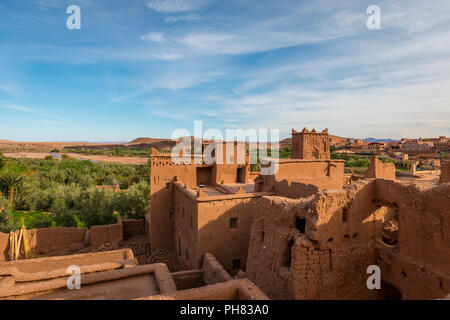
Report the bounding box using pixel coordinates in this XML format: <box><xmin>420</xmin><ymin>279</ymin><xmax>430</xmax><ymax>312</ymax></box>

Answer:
<box><xmin>0</xmin><ymin>164</ymin><xmax>33</xmax><ymax>209</ymax></box>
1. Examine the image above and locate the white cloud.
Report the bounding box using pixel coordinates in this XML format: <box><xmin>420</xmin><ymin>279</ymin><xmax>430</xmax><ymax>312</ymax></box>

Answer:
<box><xmin>140</xmin><ymin>32</ymin><xmax>165</xmax><ymax>42</ymax></box>
<box><xmin>152</xmin><ymin>53</ymin><xmax>183</xmax><ymax>60</ymax></box>
<box><xmin>165</xmin><ymin>14</ymin><xmax>203</xmax><ymax>23</ymax></box>
<box><xmin>0</xmin><ymin>104</ymin><xmax>33</xmax><ymax>112</ymax></box>
<box><xmin>146</xmin><ymin>0</ymin><xmax>208</xmax><ymax>13</ymax></box>
<box><xmin>0</xmin><ymin>85</ymin><xmax>17</xmax><ymax>95</ymax></box>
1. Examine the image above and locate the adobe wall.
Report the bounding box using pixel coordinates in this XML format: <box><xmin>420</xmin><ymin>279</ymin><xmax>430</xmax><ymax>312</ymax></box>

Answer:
<box><xmin>170</xmin><ymin>270</ymin><xmax>204</xmax><ymax>291</ymax></box>
<box><xmin>441</xmin><ymin>160</ymin><xmax>450</xmax><ymax>183</ymax></box>
<box><xmin>202</xmin><ymin>252</ymin><xmax>233</xmax><ymax>285</ymax></box>
<box><xmin>28</xmin><ymin>227</ymin><xmax>87</xmax><ymax>256</ymax></box>
<box><xmin>256</xmin><ymin>159</ymin><xmax>344</xmax><ymax>196</ymax></box>
<box><xmin>149</xmin><ymin>154</ymin><xmax>197</xmax><ymax>250</ymax></box>
<box><xmin>122</xmin><ymin>218</ymin><xmax>145</xmax><ymax>239</ymax></box>
<box><xmin>0</xmin><ymin>220</ymin><xmax>123</xmax><ymax>261</ymax></box>
<box><xmin>373</xmin><ymin>180</ymin><xmax>450</xmax><ymax>298</ymax></box>
<box><xmin>89</xmin><ymin>224</ymin><xmax>123</xmax><ymax>248</ymax></box>
<box><xmin>1</xmin><ymin>262</ymin><xmax>176</xmax><ymax>300</ymax></box>
<box><xmin>174</xmin><ymin>184</ymin><xmax>199</xmax><ymax>270</ymax></box>
<box><xmin>365</xmin><ymin>156</ymin><xmax>396</xmax><ymax>180</ymax></box>
<box><xmin>144</xmin><ymin>278</ymin><xmax>268</xmax><ymax>300</ymax></box>
<box><xmin>214</xmin><ymin>164</ymin><xmax>248</xmax><ymax>184</ymax></box>
<box><xmin>197</xmin><ymin>196</ymin><xmax>256</xmax><ymax>274</ymax></box>
<box><xmin>0</xmin><ymin>233</ymin><xmax>9</xmax><ymax>262</ymax></box>
<box><xmin>246</xmin><ymin>179</ymin><xmax>450</xmax><ymax>300</ymax></box>
<box><xmin>0</xmin><ymin>249</ymin><xmax>134</xmax><ymax>275</ymax></box>
<box><xmin>246</xmin><ymin>181</ymin><xmax>388</xmax><ymax>299</ymax></box>
<box><xmin>246</xmin><ymin>196</ymin><xmax>302</xmax><ymax>299</ymax></box>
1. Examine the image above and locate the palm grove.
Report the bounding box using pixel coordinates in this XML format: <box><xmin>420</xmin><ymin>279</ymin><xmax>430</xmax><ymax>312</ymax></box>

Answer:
<box><xmin>0</xmin><ymin>152</ymin><xmax>150</xmax><ymax>233</ymax></box>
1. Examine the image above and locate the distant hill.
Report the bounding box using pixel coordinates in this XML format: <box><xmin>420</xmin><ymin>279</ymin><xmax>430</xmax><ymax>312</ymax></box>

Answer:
<box><xmin>363</xmin><ymin>138</ymin><xmax>399</xmax><ymax>143</ymax></box>
<box><xmin>127</xmin><ymin>137</ymin><xmax>167</xmax><ymax>145</ymax></box>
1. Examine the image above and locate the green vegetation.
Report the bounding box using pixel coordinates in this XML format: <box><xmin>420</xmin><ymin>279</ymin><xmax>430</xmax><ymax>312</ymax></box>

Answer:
<box><xmin>0</xmin><ymin>152</ymin><xmax>150</xmax><ymax>232</ymax></box>
<box><xmin>64</xmin><ymin>147</ymin><xmax>151</xmax><ymax>158</ymax></box>
<box><xmin>332</xmin><ymin>153</ymin><xmax>399</xmax><ymax>168</ymax></box>
<box><xmin>331</xmin><ymin>153</ymin><xmax>370</xmax><ymax>167</ymax></box>
<box><xmin>249</xmin><ymin>147</ymin><xmax>291</xmax><ymax>172</ymax></box>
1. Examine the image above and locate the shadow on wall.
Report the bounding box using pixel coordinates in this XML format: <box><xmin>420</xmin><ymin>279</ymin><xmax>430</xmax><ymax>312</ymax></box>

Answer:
<box><xmin>195</xmin><ymin>200</ymin><xmax>257</xmax><ymax>275</ymax></box>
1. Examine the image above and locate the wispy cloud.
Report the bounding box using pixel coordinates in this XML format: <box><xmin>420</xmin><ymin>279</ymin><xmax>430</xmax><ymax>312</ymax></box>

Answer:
<box><xmin>0</xmin><ymin>104</ymin><xmax>33</xmax><ymax>112</ymax></box>
<box><xmin>0</xmin><ymin>85</ymin><xmax>18</xmax><ymax>95</ymax></box>
<box><xmin>152</xmin><ymin>53</ymin><xmax>183</xmax><ymax>60</ymax></box>
<box><xmin>146</xmin><ymin>0</ymin><xmax>209</xmax><ymax>13</ymax></box>
<box><xmin>1</xmin><ymin>0</ymin><xmax>449</xmax><ymax>140</ymax></box>
<box><xmin>165</xmin><ymin>14</ymin><xmax>204</xmax><ymax>23</ymax></box>
<box><xmin>140</xmin><ymin>32</ymin><xmax>165</xmax><ymax>42</ymax></box>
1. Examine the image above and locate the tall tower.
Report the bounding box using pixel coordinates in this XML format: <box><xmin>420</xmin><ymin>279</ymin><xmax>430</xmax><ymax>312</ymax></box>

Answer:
<box><xmin>291</xmin><ymin>128</ymin><xmax>330</xmax><ymax>160</ymax></box>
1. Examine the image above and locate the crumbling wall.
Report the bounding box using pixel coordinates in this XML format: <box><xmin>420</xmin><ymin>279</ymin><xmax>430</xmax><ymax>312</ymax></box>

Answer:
<box><xmin>246</xmin><ymin>183</ymin><xmax>382</xmax><ymax>300</ymax></box>
<box><xmin>202</xmin><ymin>252</ymin><xmax>232</xmax><ymax>285</ymax></box>
<box><xmin>246</xmin><ymin>196</ymin><xmax>302</xmax><ymax>299</ymax></box>
<box><xmin>0</xmin><ymin>220</ymin><xmax>124</xmax><ymax>260</ymax></box>
<box><xmin>122</xmin><ymin>218</ymin><xmax>145</xmax><ymax>240</ymax></box>
<box><xmin>374</xmin><ymin>180</ymin><xmax>450</xmax><ymax>299</ymax></box>
<box><xmin>247</xmin><ymin>178</ymin><xmax>450</xmax><ymax>300</ymax></box>
<box><xmin>25</xmin><ymin>227</ymin><xmax>87</xmax><ymax>256</ymax></box>
<box><xmin>441</xmin><ymin>161</ymin><xmax>450</xmax><ymax>183</ymax></box>
<box><xmin>89</xmin><ymin>223</ymin><xmax>123</xmax><ymax>248</ymax></box>
<box><xmin>365</xmin><ymin>156</ymin><xmax>396</xmax><ymax>180</ymax></box>
<box><xmin>146</xmin><ymin>278</ymin><xmax>268</xmax><ymax>300</ymax></box>
<box><xmin>273</xmin><ymin>180</ymin><xmax>319</xmax><ymax>199</ymax></box>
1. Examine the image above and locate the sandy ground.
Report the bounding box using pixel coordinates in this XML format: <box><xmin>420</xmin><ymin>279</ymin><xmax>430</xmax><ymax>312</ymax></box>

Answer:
<box><xmin>4</xmin><ymin>152</ymin><xmax>148</xmax><ymax>165</ymax></box>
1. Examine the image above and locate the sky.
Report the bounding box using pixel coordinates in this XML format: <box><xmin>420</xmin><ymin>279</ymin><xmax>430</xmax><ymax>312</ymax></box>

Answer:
<box><xmin>0</xmin><ymin>0</ymin><xmax>449</xmax><ymax>142</ymax></box>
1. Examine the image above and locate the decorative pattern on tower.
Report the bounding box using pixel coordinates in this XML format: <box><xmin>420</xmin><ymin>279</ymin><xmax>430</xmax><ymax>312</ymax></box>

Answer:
<box><xmin>291</xmin><ymin>128</ymin><xmax>330</xmax><ymax>160</ymax></box>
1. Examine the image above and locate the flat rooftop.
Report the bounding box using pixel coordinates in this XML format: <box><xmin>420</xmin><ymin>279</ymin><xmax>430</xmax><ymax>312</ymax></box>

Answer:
<box><xmin>198</xmin><ymin>183</ymin><xmax>255</xmax><ymax>196</ymax></box>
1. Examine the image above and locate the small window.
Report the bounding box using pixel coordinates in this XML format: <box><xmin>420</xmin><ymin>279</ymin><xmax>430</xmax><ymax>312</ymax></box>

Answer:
<box><xmin>166</xmin><ymin>182</ymin><xmax>171</xmax><ymax>189</ymax></box>
<box><xmin>342</xmin><ymin>208</ymin><xmax>349</xmax><ymax>222</ymax></box>
<box><xmin>169</xmin><ymin>211</ymin><xmax>174</xmax><ymax>219</ymax></box>
<box><xmin>229</xmin><ymin>218</ymin><xmax>238</xmax><ymax>229</ymax></box>
<box><xmin>296</xmin><ymin>217</ymin><xmax>306</xmax><ymax>233</ymax></box>
<box><xmin>261</xmin><ymin>230</ymin><xmax>265</xmax><ymax>243</ymax></box>
<box><xmin>232</xmin><ymin>258</ymin><xmax>241</xmax><ymax>270</ymax></box>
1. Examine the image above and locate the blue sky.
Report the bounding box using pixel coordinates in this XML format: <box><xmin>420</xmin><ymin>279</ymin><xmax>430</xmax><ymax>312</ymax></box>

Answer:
<box><xmin>0</xmin><ymin>0</ymin><xmax>449</xmax><ymax>141</ymax></box>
